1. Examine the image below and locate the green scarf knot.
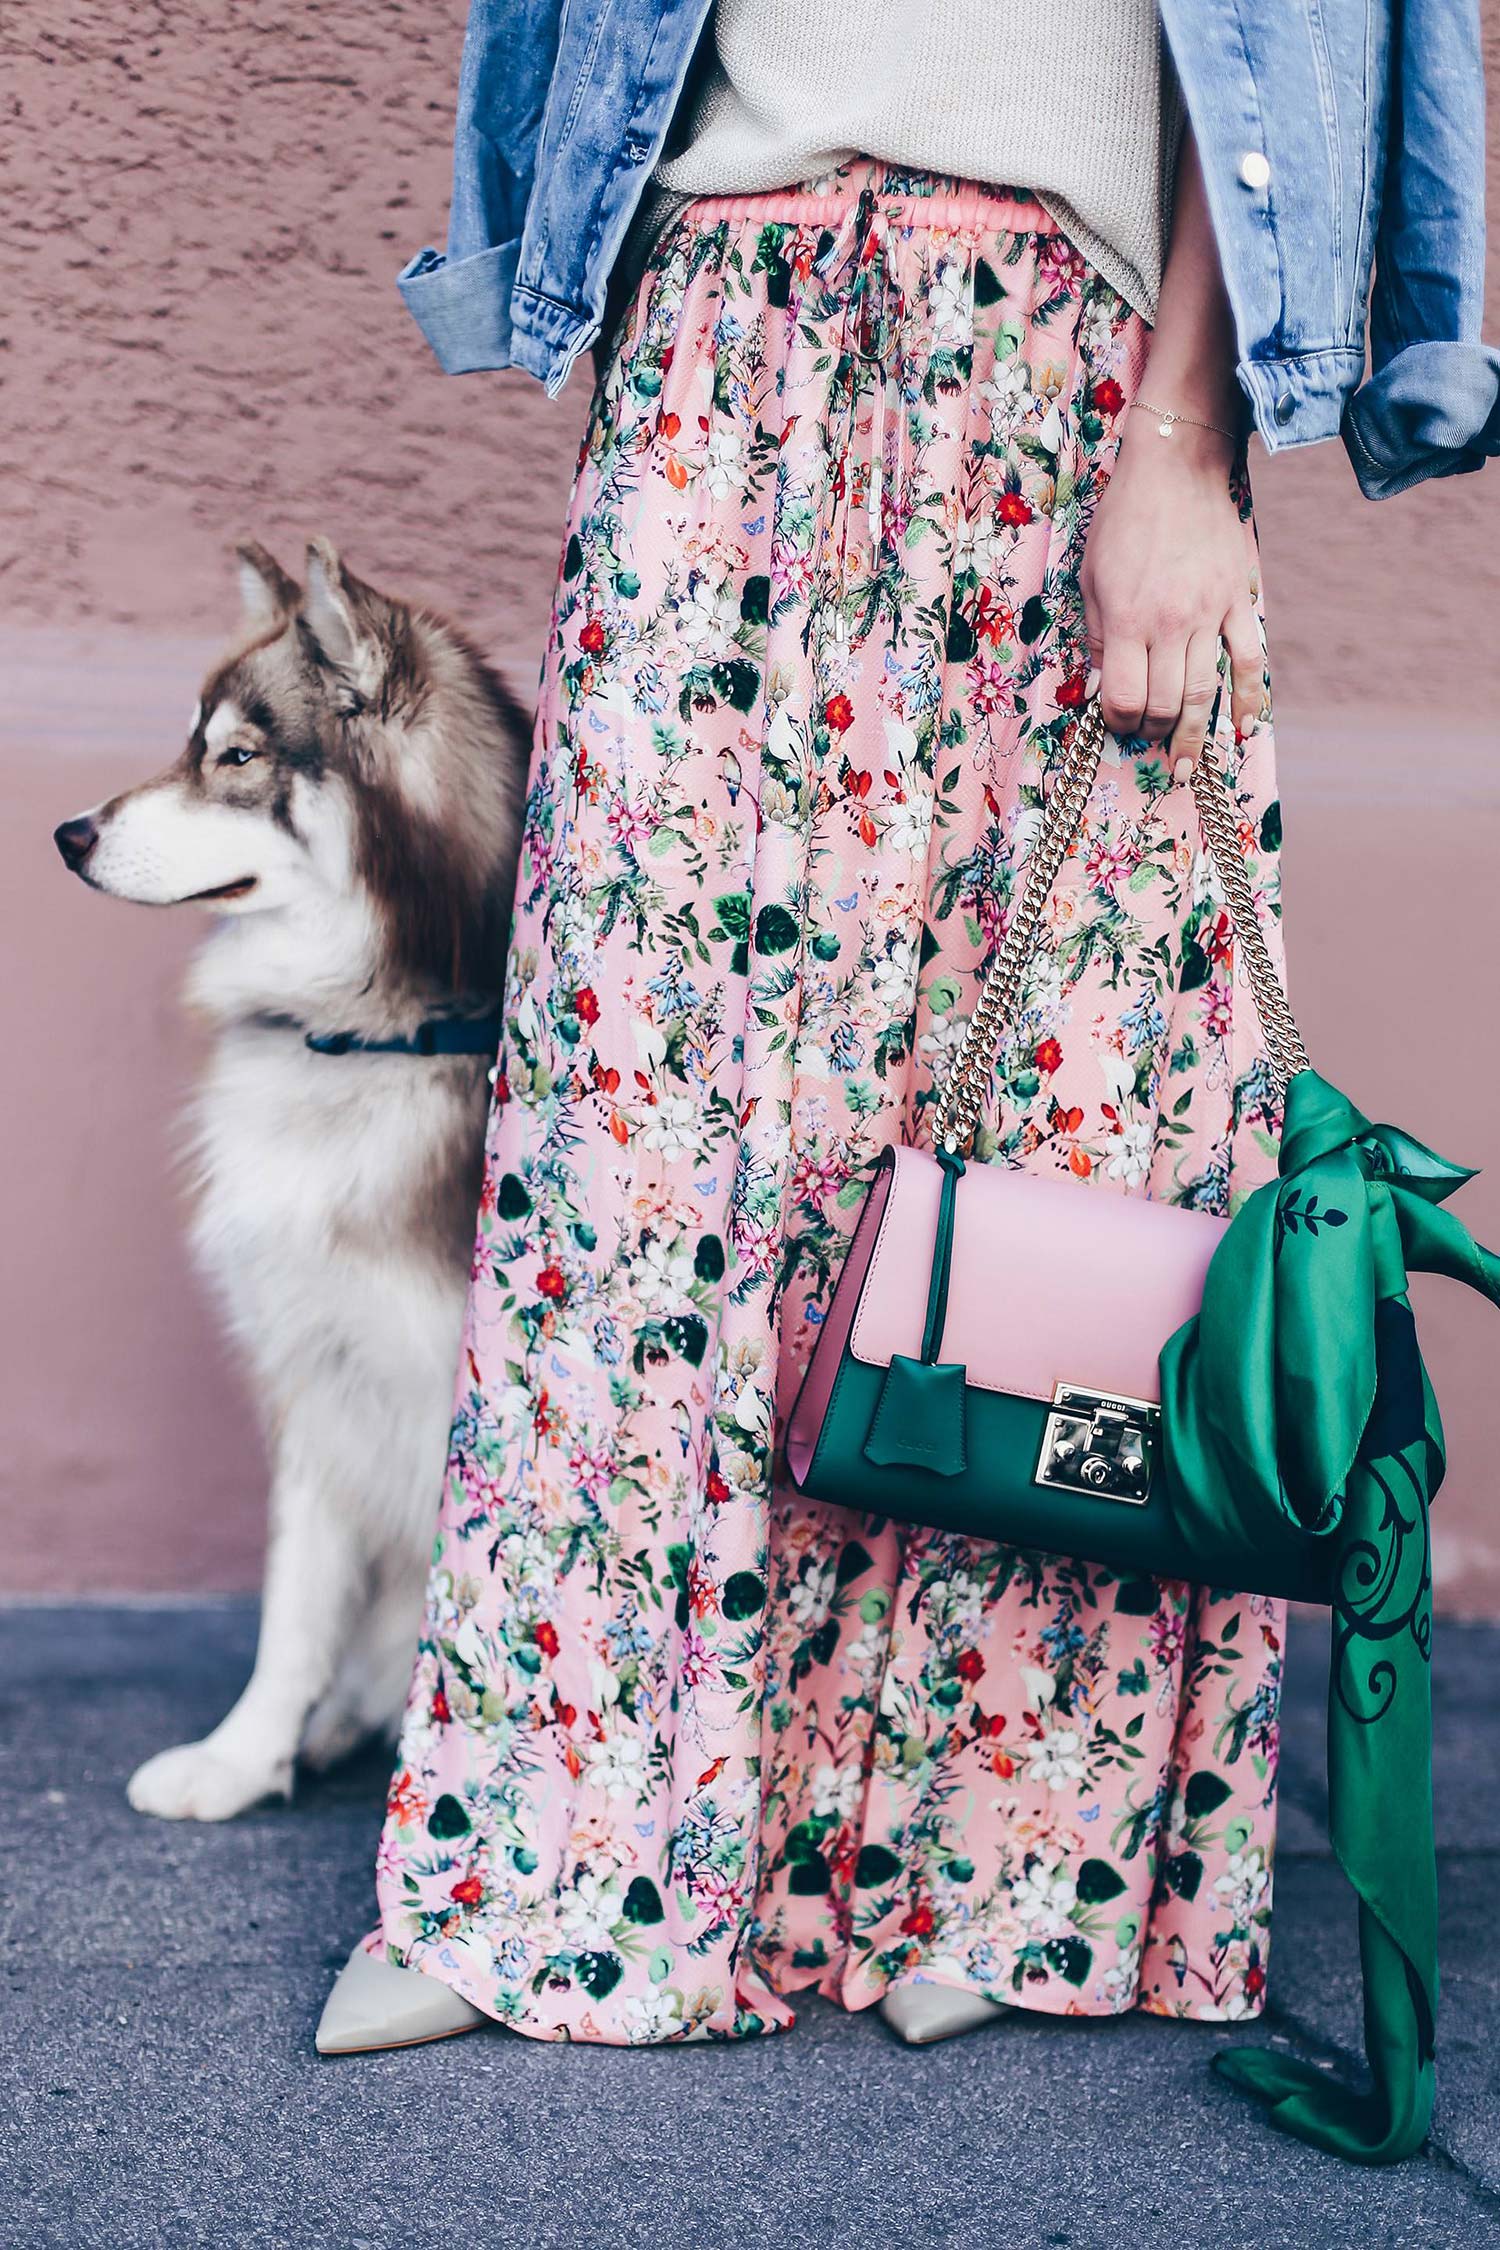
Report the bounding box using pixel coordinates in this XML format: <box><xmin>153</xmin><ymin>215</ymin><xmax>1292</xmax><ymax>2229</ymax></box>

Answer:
<box><xmin>1159</xmin><ymin>1069</ymin><xmax>1500</xmax><ymax>2163</ymax></box>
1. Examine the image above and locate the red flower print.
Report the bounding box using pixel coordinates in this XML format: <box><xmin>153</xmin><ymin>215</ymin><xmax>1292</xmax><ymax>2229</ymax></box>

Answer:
<box><xmin>431</xmin><ymin>1686</ymin><xmax>451</xmax><ymax>1725</ymax></box>
<box><xmin>824</xmin><ymin>693</ymin><xmax>855</xmax><ymax>733</ymax></box>
<box><xmin>1055</xmin><ymin>669</ymin><xmax>1088</xmax><ymax>709</ymax></box>
<box><xmin>996</xmin><ymin>492</ymin><xmax>1033</xmax><ymax>527</ymax></box>
<box><xmin>572</xmin><ymin>985</ymin><xmax>601</xmax><ymax>1026</ymax></box>
<box><xmin>1093</xmin><ymin>377</ymin><xmax>1125</xmax><ymax>416</ymax></box>
<box><xmin>956</xmin><ymin>1649</ymin><xmax>985</xmax><ymax>1683</ymax></box>
<box><xmin>657</xmin><ymin>409</ymin><xmax>681</xmax><ymax>439</ymax></box>
<box><xmin>901</xmin><ymin>1899</ymin><xmax>935</xmax><ymax>1937</ymax></box>
<box><xmin>579</xmin><ymin>617</ymin><xmax>606</xmax><ymax>655</ymax></box>
<box><xmin>536</xmin><ymin>1263</ymin><xmax>568</xmax><ymax>1300</ymax></box>
<box><xmin>705</xmin><ymin>1468</ymin><xmax>731</xmax><ymax>1505</ymax></box>
<box><xmin>385</xmin><ymin>1768</ymin><xmax>427</xmax><ymax>1826</ymax></box>
<box><xmin>450</xmin><ymin>1874</ymin><xmax>484</xmax><ymax>1907</ymax></box>
<box><xmin>976</xmin><ymin>1710</ymin><xmax>1008</xmax><ymax>1737</ymax></box>
<box><xmin>1245</xmin><ymin>1964</ymin><xmax>1267</xmax><ymax>2001</ymax></box>
<box><xmin>1034</xmin><ymin>1037</ymin><xmax>1063</xmax><ymax>1074</ymax></box>
<box><xmin>535</xmin><ymin>1620</ymin><xmax>561</xmax><ymax>1659</ymax></box>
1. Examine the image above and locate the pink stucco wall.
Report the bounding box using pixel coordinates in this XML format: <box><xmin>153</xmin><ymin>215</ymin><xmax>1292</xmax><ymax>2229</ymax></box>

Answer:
<box><xmin>5</xmin><ymin>2</ymin><xmax>1500</xmax><ymax>1604</ymax></box>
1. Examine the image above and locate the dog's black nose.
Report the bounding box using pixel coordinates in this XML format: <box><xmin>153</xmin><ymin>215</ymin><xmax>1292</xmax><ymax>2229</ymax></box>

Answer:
<box><xmin>54</xmin><ymin>815</ymin><xmax>99</xmax><ymax>871</ymax></box>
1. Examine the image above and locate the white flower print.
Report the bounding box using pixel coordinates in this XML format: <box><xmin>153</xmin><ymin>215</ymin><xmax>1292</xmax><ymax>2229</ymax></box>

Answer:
<box><xmin>1023</xmin><ymin>1724</ymin><xmax>1088</xmax><ymax>1792</ymax></box>
<box><xmin>1103</xmin><ymin>1117</ymin><xmax>1154</xmax><ymax>1188</ymax></box>
<box><xmin>788</xmin><ymin>1559</ymin><xmax>837</xmax><ymax>1631</ymax></box>
<box><xmin>585</xmin><ymin>1724</ymin><xmax>646</xmax><ymax>1800</ymax></box>
<box><xmin>1010</xmin><ymin>1856</ymin><xmax>1079</xmax><ymax>1935</ymax></box>
<box><xmin>703</xmin><ymin>422</ymin><xmax>748</xmax><ymax>498</ymax></box>
<box><xmin>624</xmin><ymin>1988</ymin><xmax>685</xmax><ymax>2044</ymax></box>
<box><xmin>633</xmin><ymin>1233</ymin><xmax>697</xmax><ymax>1315</ymax></box>
<box><xmin>929</xmin><ymin>259</ymin><xmax>973</xmax><ymax>344</ymax></box>
<box><xmin>640</xmin><ymin>1092</ymin><xmax>702</xmax><ymax>1159</ymax></box>
<box><xmin>559</xmin><ymin>1870</ymin><xmax>623</xmax><ymax>1951</ymax></box>
<box><xmin>810</xmin><ymin>1761</ymin><xmax>862</xmax><ymax>1820</ymax></box>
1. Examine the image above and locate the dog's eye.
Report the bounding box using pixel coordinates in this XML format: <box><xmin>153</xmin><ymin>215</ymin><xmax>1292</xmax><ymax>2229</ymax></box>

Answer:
<box><xmin>218</xmin><ymin>745</ymin><xmax>260</xmax><ymax>767</ymax></box>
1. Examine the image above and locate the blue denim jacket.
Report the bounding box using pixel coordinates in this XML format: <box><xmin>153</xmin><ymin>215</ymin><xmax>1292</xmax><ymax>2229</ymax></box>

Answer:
<box><xmin>399</xmin><ymin>0</ymin><xmax>1499</xmax><ymax>498</ymax></box>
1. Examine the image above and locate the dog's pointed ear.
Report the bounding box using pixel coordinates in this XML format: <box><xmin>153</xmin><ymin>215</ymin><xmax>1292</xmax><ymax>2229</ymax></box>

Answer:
<box><xmin>236</xmin><ymin>541</ymin><xmax>300</xmax><ymax>630</ymax></box>
<box><xmin>302</xmin><ymin>537</ymin><xmax>387</xmax><ymax>704</ymax></box>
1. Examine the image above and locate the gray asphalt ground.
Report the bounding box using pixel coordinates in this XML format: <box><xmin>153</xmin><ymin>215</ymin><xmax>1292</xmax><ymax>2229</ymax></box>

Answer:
<box><xmin>2</xmin><ymin>1604</ymin><xmax>1498</xmax><ymax>2250</ymax></box>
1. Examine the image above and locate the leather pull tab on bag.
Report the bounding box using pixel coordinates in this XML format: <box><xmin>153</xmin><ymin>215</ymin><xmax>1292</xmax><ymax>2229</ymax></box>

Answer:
<box><xmin>863</xmin><ymin>1354</ymin><xmax>968</xmax><ymax>1476</ymax></box>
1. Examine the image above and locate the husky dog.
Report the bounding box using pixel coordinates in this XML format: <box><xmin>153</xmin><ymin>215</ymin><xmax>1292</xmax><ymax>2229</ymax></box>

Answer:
<box><xmin>53</xmin><ymin>540</ymin><xmax>530</xmax><ymax>1820</ymax></box>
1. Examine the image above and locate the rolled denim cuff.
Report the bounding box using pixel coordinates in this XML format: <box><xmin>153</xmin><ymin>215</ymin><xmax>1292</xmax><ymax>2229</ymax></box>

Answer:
<box><xmin>1343</xmin><ymin>340</ymin><xmax>1500</xmax><ymax>500</ymax></box>
<box><xmin>397</xmin><ymin>239</ymin><xmax>520</xmax><ymax>375</ymax></box>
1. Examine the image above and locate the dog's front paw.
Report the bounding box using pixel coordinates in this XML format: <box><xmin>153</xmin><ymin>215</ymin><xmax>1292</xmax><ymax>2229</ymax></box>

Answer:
<box><xmin>127</xmin><ymin>1739</ymin><xmax>293</xmax><ymax>1822</ymax></box>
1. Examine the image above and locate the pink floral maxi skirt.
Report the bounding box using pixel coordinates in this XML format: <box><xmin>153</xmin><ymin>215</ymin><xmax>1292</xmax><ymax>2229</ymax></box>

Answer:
<box><xmin>373</xmin><ymin>165</ymin><xmax>1287</xmax><ymax>2042</ymax></box>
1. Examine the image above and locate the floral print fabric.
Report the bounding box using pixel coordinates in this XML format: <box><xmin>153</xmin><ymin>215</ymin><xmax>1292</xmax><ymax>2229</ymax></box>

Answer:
<box><xmin>372</xmin><ymin>164</ymin><xmax>1287</xmax><ymax>2042</ymax></box>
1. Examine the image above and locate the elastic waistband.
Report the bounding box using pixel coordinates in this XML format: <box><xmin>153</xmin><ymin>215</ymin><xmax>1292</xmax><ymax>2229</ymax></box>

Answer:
<box><xmin>678</xmin><ymin>161</ymin><xmax>1051</xmax><ymax>236</ymax></box>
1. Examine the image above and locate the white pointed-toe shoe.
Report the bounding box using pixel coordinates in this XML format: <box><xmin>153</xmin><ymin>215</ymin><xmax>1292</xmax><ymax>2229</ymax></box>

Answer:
<box><xmin>316</xmin><ymin>1944</ymin><xmax>488</xmax><ymax>2056</ymax></box>
<box><xmin>880</xmin><ymin>1983</ymin><xmax>1010</xmax><ymax>2046</ymax></box>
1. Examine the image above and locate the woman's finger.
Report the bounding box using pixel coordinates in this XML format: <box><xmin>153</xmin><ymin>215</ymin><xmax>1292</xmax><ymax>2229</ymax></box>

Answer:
<box><xmin>1140</xmin><ymin>637</ymin><xmax>1187</xmax><ymax>743</ymax></box>
<box><xmin>1169</xmin><ymin>631</ymin><xmax>1221</xmax><ymax>773</ymax></box>
<box><xmin>1223</xmin><ymin>599</ymin><xmax>1265</xmax><ymax>740</ymax></box>
<box><xmin>1097</xmin><ymin>636</ymin><xmax>1147</xmax><ymax>738</ymax></box>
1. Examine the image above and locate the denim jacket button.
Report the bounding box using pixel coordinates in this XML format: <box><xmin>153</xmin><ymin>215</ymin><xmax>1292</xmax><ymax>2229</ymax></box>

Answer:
<box><xmin>623</xmin><ymin>136</ymin><xmax>650</xmax><ymax>165</ymax></box>
<box><xmin>1273</xmin><ymin>390</ymin><xmax>1295</xmax><ymax>425</ymax></box>
<box><xmin>1238</xmin><ymin>151</ymin><xmax>1271</xmax><ymax>191</ymax></box>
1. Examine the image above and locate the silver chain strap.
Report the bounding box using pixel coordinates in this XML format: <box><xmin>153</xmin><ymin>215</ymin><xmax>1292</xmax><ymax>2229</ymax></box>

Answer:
<box><xmin>928</xmin><ymin>701</ymin><xmax>1309</xmax><ymax>1156</ymax></box>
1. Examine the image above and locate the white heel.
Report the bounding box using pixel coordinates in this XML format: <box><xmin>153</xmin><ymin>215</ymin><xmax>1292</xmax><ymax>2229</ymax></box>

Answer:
<box><xmin>315</xmin><ymin>1945</ymin><xmax>488</xmax><ymax>2055</ymax></box>
<box><xmin>880</xmin><ymin>1984</ymin><xmax>1010</xmax><ymax>2046</ymax></box>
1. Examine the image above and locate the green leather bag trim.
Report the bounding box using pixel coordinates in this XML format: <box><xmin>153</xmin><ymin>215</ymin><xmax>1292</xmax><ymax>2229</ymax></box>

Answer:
<box><xmin>918</xmin><ymin>1147</ymin><xmax>966</xmax><ymax>1362</ymax></box>
<box><xmin>801</xmin><ymin>1342</ymin><xmax>1329</xmax><ymax>1601</ymax></box>
<box><xmin>863</xmin><ymin>1353</ymin><xmax>968</xmax><ymax>1475</ymax></box>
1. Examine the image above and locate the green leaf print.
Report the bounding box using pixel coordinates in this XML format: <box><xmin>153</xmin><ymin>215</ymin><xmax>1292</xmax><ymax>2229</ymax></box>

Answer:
<box><xmin>787</xmin><ymin>1852</ymin><xmax>831</xmax><ymax>1896</ymax></box>
<box><xmin>427</xmin><ymin>1793</ymin><xmax>471</xmax><ymax>1841</ymax></box>
<box><xmin>622</xmin><ymin>1876</ymin><xmax>666</xmax><ymax>1926</ymax></box>
<box><xmin>854</xmin><ymin>1845</ymin><xmax>902</xmax><ymax>1888</ymax></box>
<box><xmin>496</xmin><ymin>1172</ymin><xmax>532</xmax><ymax>1219</ymax></box>
<box><xmin>1182</xmin><ymin>1770</ymin><xmax>1235</xmax><ymax>1823</ymax></box>
<box><xmin>576</xmin><ymin>1951</ymin><xmax>626</xmax><ymax>1999</ymax></box>
<box><xmin>662</xmin><ymin>1313</ymin><xmax>708</xmax><ymax>1366</ymax></box>
<box><xmin>835</xmin><ymin>1539</ymin><xmax>874</xmax><ymax>1586</ymax></box>
<box><xmin>710</xmin><ymin>890</ymin><xmax>751</xmax><ymax>978</ymax></box>
<box><xmin>1260</xmin><ymin>800</ymin><xmax>1283</xmax><ymax>854</ymax></box>
<box><xmin>754</xmin><ymin>903</ymin><xmax>801</xmax><ymax>956</ymax></box>
<box><xmin>1075</xmin><ymin>1857</ymin><xmax>1128</xmax><ymax>1905</ymax></box>
<box><xmin>563</xmin><ymin>533</ymin><xmax>583</xmax><ymax>580</ymax></box>
<box><xmin>740</xmin><ymin>574</ymin><xmax>771</xmax><ymax>624</ymax></box>
<box><xmin>1018</xmin><ymin>594</ymin><xmax>1048</xmax><ymax>644</ymax></box>
<box><xmin>973</xmin><ymin>256</ymin><xmax>1004</xmax><ymax>305</ymax></box>
<box><xmin>722</xmin><ymin>1570</ymin><xmax>767</xmax><ymax>1621</ymax></box>
<box><xmin>716</xmin><ymin>658</ymin><xmax>761</xmax><ymax>712</ymax></box>
<box><xmin>1043</xmin><ymin>1936</ymin><xmax>1092</xmax><ymax>1986</ymax></box>
<box><xmin>1163</xmin><ymin>1850</ymin><xmax>1204</xmax><ymax>1901</ymax></box>
<box><xmin>945</xmin><ymin>610</ymin><xmax>976</xmax><ymax>663</ymax></box>
<box><xmin>1112</xmin><ymin>1579</ymin><xmax>1159</xmax><ymax>1616</ymax></box>
<box><xmin>694</xmin><ymin>1234</ymin><xmax>726</xmax><ymax>1282</ymax></box>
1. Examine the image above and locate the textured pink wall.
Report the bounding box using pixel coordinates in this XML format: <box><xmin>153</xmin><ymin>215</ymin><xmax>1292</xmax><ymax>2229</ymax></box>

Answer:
<box><xmin>4</xmin><ymin>2</ymin><xmax>1500</xmax><ymax>1603</ymax></box>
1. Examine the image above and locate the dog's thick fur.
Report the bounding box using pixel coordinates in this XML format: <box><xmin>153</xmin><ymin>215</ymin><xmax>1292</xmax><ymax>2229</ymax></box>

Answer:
<box><xmin>56</xmin><ymin>540</ymin><xmax>530</xmax><ymax>1820</ymax></box>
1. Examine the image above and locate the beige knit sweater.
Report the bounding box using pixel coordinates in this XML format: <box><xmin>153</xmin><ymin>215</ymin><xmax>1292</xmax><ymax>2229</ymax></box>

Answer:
<box><xmin>649</xmin><ymin>0</ymin><xmax>1181</xmax><ymax>319</ymax></box>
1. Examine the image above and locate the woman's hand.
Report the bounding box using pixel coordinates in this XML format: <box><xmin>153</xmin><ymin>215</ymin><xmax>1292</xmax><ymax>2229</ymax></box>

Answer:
<box><xmin>1081</xmin><ymin>125</ymin><xmax>1264</xmax><ymax>768</ymax></box>
<box><xmin>1080</xmin><ymin>419</ymin><xmax>1264</xmax><ymax>766</ymax></box>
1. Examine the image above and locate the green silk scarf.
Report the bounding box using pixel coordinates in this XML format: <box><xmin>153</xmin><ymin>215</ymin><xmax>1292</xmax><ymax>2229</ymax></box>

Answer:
<box><xmin>1160</xmin><ymin>1068</ymin><xmax>1500</xmax><ymax>2163</ymax></box>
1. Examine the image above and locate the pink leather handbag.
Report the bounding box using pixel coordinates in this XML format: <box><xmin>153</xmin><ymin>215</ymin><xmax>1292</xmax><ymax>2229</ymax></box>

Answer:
<box><xmin>784</xmin><ymin>699</ymin><xmax>1315</xmax><ymax>1591</ymax></box>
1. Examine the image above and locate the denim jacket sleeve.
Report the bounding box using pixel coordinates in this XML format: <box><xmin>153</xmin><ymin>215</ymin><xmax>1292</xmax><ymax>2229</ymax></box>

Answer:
<box><xmin>1343</xmin><ymin>0</ymin><xmax>1500</xmax><ymax>499</ymax></box>
<box><xmin>395</xmin><ymin>0</ymin><xmax>563</xmax><ymax>375</ymax></box>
